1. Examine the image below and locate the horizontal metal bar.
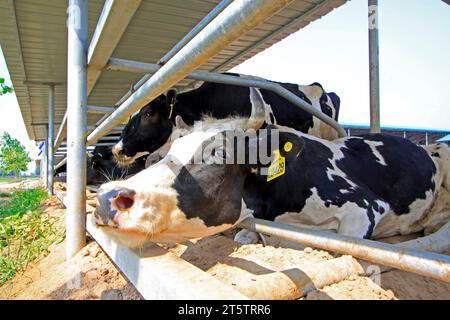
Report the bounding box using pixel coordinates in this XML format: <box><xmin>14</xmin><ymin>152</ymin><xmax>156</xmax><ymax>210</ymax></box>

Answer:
<box><xmin>107</xmin><ymin>58</ymin><xmax>346</xmax><ymax>138</ymax></box>
<box><xmin>87</xmin><ymin>125</ymin><xmax>124</xmax><ymax>131</ymax></box>
<box><xmin>54</xmin><ymin>157</ymin><xmax>67</xmax><ymax>170</ymax></box>
<box><xmin>54</xmin><ymin>111</ymin><xmax>68</xmax><ymax>151</ymax></box>
<box><xmin>87</xmin><ymin>105</ymin><xmax>116</xmax><ymax>114</ymax></box>
<box><xmin>114</xmin><ymin>74</ymin><xmax>152</xmax><ymax>107</ymax></box>
<box><xmin>57</xmin><ymin>142</ymin><xmax>115</xmax><ymax>152</ymax></box>
<box><xmin>87</xmin><ymin>0</ymin><xmax>294</xmax><ymax>145</ymax></box>
<box><xmin>97</xmin><ymin>136</ymin><xmax>120</xmax><ymax>141</ymax></box>
<box><xmin>90</xmin><ymin>142</ymin><xmax>116</xmax><ymax>146</ymax></box>
<box><xmin>239</xmin><ymin>218</ymin><xmax>450</xmax><ymax>283</ymax></box>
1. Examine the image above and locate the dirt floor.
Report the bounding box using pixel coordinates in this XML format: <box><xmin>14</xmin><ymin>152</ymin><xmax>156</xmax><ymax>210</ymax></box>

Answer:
<box><xmin>0</xmin><ymin>178</ymin><xmax>41</xmax><ymax>191</ymax></box>
<box><xmin>0</xmin><ymin>180</ymin><xmax>449</xmax><ymax>300</ymax></box>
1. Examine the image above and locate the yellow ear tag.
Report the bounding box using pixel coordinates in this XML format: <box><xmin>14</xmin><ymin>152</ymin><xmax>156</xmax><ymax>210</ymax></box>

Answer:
<box><xmin>284</xmin><ymin>141</ymin><xmax>293</xmax><ymax>152</ymax></box>
<box><xmin>121</xmin><ymin>116</ymin><xmax>131</xmax><ymax>125</ymax></box>
<box><xmin>168</xmin><ymin>102</ymin><xmax>174</xmax><ymax>119</ymax></box>
<box><xmin>267</xmin><ymin>150</ymin><xmax>286</xmax><ymax>182</ymax></box>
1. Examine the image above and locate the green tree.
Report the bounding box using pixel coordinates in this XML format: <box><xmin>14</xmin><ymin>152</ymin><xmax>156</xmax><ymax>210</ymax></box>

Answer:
<box><xmin>0</xmin><ymin>77</ymin><xmax>13</xmax><ymax>95</ymax></box>
<box><xmin>0</xmin><ymin>132</ymin><xmax>31</xmax><ymax>178</ymax></box>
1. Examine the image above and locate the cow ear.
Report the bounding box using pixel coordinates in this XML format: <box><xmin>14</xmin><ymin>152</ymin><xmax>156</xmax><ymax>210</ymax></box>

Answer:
<box><xmin>328</xmin><ymin>92</ymin><xmax>340</xmax><ymax>119</ymax></box>
<box><xmin>278</xmin><ymin>133</ymin><xmax>305</xmax><ymax>159</ymax></box>
<box><xmin>304</xmin><ymin>82</ymin><xmax>324</xmax><ymax>101</ymax></box>
<box><xmin>175</xmin><ymin>115</ymin><xmax>189</xmax><ymax>130</ymax></box>
<box><xmin>166</xmin><ymin>89</ymin><xmax>178</xmax><ymax>105</ymax></box>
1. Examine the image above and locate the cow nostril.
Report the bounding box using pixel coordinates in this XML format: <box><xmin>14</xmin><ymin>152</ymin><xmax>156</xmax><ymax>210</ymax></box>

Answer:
<box><xmin>113</xmin><ymin>147</ymin><xmax>121</xmax><ymax>155</ymax></box>
<box><xmin>114</xmin><ymin>195</ymin><xmax>134</xmax><ymax>210</ymax></box>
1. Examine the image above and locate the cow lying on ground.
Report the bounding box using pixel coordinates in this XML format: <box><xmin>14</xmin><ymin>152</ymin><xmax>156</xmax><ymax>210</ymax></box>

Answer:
<box><xmin>112</xmin><ymin>73</ymin><xmax>341</xmax><ymax>166</ymax></box>
<box><xmin>55</xmin><ymin>146</ymin><xmax>146</xmax><ymax>185</ymax></box>
<box><xmin>93</xmin><ymin>89</ymin><xmax>450</xmax><ymax>248</ymax></box>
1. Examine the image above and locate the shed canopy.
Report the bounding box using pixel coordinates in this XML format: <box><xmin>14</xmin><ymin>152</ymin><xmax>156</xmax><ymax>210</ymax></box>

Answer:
<box><xmin>0</xmin><ymin>0</ymin><xmax>347</xmax><ymax>142</ymax></box>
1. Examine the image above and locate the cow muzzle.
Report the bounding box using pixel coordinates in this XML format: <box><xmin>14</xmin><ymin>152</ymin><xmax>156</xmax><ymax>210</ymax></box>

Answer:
<box><xmin>93</xmin><ymin>186</ymin><xmax>136</xmax><ymax>227</ymax></box>
<box><xmin>112</xmin><ymin>141</ymin><xmax>149</xmax><ymax>166</ymax></box>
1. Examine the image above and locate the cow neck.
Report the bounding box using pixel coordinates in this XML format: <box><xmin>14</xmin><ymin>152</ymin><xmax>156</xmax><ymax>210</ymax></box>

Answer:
<box><xmin>170</xmin><ymin>90</ymin><xmax>205</xmax><ymax>125</ymax></box>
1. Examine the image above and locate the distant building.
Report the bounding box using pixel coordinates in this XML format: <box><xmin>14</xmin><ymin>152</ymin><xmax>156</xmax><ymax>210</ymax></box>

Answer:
<box><xmin>341</xmin><ymin>124</ymin><xmax>450</xmax><ymax>145</ymax></box>
<box><xmin>34</xmin><ymin>159</ymin><xmax>41</xmax><ymax>176</ymax></box>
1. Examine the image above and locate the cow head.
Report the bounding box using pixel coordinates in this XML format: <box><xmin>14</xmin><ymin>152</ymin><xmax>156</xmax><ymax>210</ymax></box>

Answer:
<box><xmin>93</xmin><ymin>88</ymin><xmax>288</xmax><ymax>247</ymax></box>
<box><xmin>112</xmin><ymin>91</ymin><xmax>177</xmax><ymax>166</ymax></box>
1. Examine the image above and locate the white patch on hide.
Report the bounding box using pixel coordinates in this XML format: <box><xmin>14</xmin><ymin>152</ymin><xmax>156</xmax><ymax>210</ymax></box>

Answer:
<box><xmin>364</xmin><ymin>140</ymin><xmax>387</xmax><ymax>166</ymax></box>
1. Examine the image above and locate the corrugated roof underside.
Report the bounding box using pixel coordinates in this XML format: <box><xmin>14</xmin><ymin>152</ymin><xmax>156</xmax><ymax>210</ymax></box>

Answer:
<box><xmin>0</xmin><ymin>0</ymin><xmax>347</xmax><ymax>141</ymax></box>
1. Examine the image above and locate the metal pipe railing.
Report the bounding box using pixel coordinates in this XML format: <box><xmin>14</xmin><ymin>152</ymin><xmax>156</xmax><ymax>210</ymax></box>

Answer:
<box><xmin>54</xmin><ymin>157</ymin><xmax>67</xmax><ymax>171</ymax></box>
<box><xmin>239</xmin><ymin>218</ymin><xmax>450</xmax><ymax>283</ymax></box>
<box><xmin>54</xmin><ymin>111</ymin><xmax>67</xmax><ymax>152</ymax></box>
<box><xmin>87</xmin><ymin>0</ymin><xmax>294</xmax><ymax>145</ymax></box>
<box><xmin>106</xmin><ymin>58</ymin><xmax>347</xmax><ymax>138</ymax></box>
<box><xmin>97</xmin><ymin>0</ymin><xmax>232</xmax><ymax>137</ymax></box>
<box><xmin>87</xmin><ymin>105</ymin><xmax>116</xmax><ymax>114</ymax></box>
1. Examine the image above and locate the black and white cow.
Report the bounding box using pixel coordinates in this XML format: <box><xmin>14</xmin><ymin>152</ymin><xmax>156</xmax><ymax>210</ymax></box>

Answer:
<box><xmin>55</xmin><ymin>146</ymin><xmax>146</xmax><ymax>185</ymax></box>
<box><xmin>111</xmin><ymin>73</ymin><xmax>341</xmax><ymax>166</ymax></box>
<box><xmin>93</xmin><ymin>89</ymin><xmax>450</xmax><ymax>248</ymax></box>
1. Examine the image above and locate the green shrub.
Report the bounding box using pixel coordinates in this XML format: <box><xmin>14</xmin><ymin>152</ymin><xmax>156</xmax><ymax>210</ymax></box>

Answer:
<box><xmin>0</xmin><ymin>188</ymin><xmax>64</xmax><ymax>286</ymax></box>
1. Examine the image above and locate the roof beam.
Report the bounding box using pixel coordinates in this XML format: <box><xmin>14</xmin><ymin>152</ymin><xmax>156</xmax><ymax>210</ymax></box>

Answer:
<box><xmin>4</xmin><ymin>0</ymin><xmax>35</xmax><ymax>139</ymax></box>
<box><xmin>87</xmin><ymin>0</ymin><xmax>141</xmax><ymax>96</ymax></box>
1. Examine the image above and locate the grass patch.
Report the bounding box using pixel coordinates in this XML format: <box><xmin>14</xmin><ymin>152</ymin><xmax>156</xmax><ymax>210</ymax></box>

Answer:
<box><xmin>0</xmin><ymin>177</ymin><xmax>38</xmax><ymax>183</ymax></box>
<box><xmin>0</xmin><ymin>188</ymin><xmax>64</xmax><ymax>286</ymax></box>
<box><xmin>0</xmin><ymin>177</ymin><xmax>20</xmax><ymax>183</ymax></box>
<box><xmin>0</xmin><ymin>189</ymin><xmax>47</xmax><ymax>219</ymax></box>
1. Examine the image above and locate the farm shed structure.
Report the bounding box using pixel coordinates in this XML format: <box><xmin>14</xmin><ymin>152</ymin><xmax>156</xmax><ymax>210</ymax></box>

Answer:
<box><xmin>1</xmin><ymin>0</ymin><xmax>449</xmax><ymax>298</ymax></box>
<box><xmin>341</xmin><ymin>124</ymin><xmax>450</xmax><ymax>146</ymax></box>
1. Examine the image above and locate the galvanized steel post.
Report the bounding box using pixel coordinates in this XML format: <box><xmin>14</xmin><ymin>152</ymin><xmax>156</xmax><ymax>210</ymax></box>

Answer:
<box><xmin>368</xmin><ymin>0</ymin><xmax>380</xmax><ymax>133</ymax></box>
<box><xmin>46</xmin><ymin>85</ymin><xmax>55</xmax><ymax>195</ymax></box>
<box><xmin>43</xmin><ymin>140</ymin><xmax>48</xmax><ymax>186</ymax></box>
<box><xmin>66</xmin><ymin>0</ymin><xmax>88</xmax><ymax>259</ymax></box>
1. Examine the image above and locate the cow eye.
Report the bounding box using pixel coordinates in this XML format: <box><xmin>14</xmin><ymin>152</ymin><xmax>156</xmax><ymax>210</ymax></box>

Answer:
<box><xmin>214</xmin><ymin>148</ymin><xmax>226</xmax><ymax>159</ymax></box>
<box><xmin>143</xmin><ymin>109</ymin><xmax>155</xmax><ymax>118</ymax></box>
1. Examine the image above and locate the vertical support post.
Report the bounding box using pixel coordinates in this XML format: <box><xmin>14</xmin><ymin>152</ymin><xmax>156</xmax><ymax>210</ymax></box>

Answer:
<box><xmin>425</xmin><ymin>132</ymin><xmax>429</xmax><ymax>145</ymax></box>
<box><xmin>43</xmin><ymin>140</ymin><xmax>48</xmax><ymax>186</ymax></box>
<box><xmin>47</xmin><ymin>85</ymin><xmax>55</xmax><ymax>195</ymax></box>
<box><xmin>368</xmin><ymin>0</ymin><xmax>380</xmax><ymax>133</ymax></box>
<box><xmin>66</xmin><ymin>0</ymin><xmax>88</xmax><ymax>259</ymax></box>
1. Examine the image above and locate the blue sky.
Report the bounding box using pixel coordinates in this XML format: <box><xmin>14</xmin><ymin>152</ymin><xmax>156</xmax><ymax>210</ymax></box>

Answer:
<box><xmin>232</xmin><ymin>0</ymin><xmax>450</xmax><ymax>130</ymax></box>
<box><xmin>0</xmin><ymin>0</ymin><xmax>449</xmax><ymax>170</ymax></box>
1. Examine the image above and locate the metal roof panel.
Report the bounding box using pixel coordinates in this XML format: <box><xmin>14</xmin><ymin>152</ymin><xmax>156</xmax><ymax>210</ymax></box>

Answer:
<box><xmin>0</xmin><ymin>0</ymin><xmax>347</xmax><ymax>141</ymax></box>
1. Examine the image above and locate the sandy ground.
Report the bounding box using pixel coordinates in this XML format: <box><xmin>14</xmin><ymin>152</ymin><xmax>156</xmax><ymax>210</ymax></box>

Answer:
<box><xmin>0</xmin><ymin>240</ymin><xmax>142</xmax><ymax>300</ymax></box>
<box><xmin>0</xmin><ymin>178</ymin><xmax>42</xmax><ymax>191</ymax></box>
<box><xmin>0</xmin><ymin>181</ymin><xmax>141</xmax><ymax>300</ymax></box>
<box><xmin>0</xmin><ymin>180</ymin><xmax>449</xmax><ymax>300</ymax></box>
